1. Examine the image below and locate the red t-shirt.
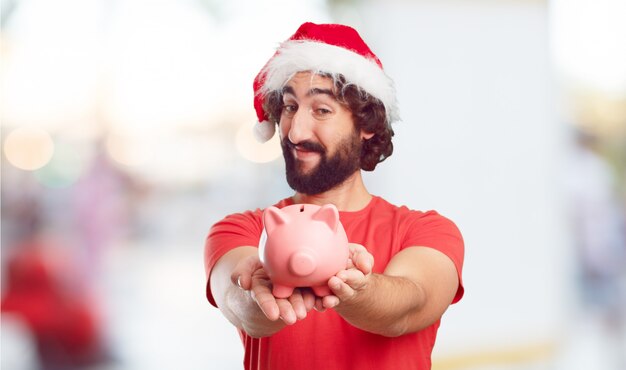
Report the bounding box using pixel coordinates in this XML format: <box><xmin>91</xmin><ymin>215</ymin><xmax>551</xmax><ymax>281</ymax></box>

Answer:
<box><xmin>205</xmin><ymin>196</ymin><xmax>464</xmax><ymax>370</ymax></box>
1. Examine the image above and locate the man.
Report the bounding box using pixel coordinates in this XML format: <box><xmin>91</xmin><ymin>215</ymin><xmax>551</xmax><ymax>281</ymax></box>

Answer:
<box><xmin>205</xmin><ymin>22</ymin><xmax>464</xmax><ymax>370</ymax></box>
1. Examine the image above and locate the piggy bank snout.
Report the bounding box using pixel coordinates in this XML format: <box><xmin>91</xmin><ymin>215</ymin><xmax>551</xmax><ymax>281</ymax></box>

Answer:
<box><xmin>288</xmin><ymin>251</ymin><xmax>316</xmax><ymax>277</ymax></box>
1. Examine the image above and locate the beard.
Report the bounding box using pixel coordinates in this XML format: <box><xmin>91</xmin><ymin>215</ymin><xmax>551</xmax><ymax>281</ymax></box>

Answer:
<box><xmin>281</xmin><ymin>131</ymin><xmax>362</xmax><ymax>195</ymax></box>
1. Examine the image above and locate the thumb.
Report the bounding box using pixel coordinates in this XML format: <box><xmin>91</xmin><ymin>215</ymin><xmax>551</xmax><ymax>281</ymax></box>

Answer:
<box><xmin>349</xmin><ymin>244</ymin><xmax>374</xmax><ymax>275</ymax></box>
<box><xmin>231</xmin><ymin>255</ymin><xmax>262</xmax><ymax>290</ymax></box>
<box><xmin>354</xmin><ymin>250</ymin><xmax>374</xmax><ymax>275</ymax></box>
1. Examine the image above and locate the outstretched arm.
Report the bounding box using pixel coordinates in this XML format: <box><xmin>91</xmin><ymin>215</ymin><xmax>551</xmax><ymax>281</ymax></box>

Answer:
<box><xmin>210</xmin><ymin>246</ymin><xmax>316</xmax><ymax>338</ymax></box>
<box><xmin>324</xmin><ymin>244</ymin><xmax>459</xmax><ymax>337</ymax></box>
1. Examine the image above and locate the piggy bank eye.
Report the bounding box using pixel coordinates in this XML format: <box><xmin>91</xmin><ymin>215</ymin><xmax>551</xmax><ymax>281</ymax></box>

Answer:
<box><xmin>300</xmin><ymin>205</ymin><xmax>305</xmax><ymax>212</ymax></box>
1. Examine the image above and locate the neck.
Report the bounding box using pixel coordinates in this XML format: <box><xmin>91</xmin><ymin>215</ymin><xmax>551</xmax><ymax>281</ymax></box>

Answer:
<box><xmin>292</xmin><ymin>171</ymin><xmax>372</xmax><ymax>212</ymax></box>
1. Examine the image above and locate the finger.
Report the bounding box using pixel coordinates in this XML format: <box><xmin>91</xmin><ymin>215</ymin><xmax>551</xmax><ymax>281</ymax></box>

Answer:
<box><xmin>288</xmin><ymin>289</ymin><xmax>308</xmax><ymax>320</ymax></box>
<box><xmin>276</xmin><ymin>299</ymin><xmax>297</xmax><ymax>325</ymax></box>
<box><xmin>250</xmin><ymin>288</ymin><xmax>280</xmax><ymax>321</ymax></box>
<box><xmin>348</xmin><ymin>243</ymin><xmax>368</xmax><ymax>255</ymax></box>
<box><xmin>313</xmin><ymin>297</ymin><xmax>326</xmax><ymax>312</ymax></box>
<box><xmin>231</xmin><ymin>270</ymin><xmax>250</xmax><ymax>290</ymax></box>
<box><xmin>328</xmin><ymin>276</ymin><xmax>356</xmax><ymax>302</ymax></box>
<box><xmin>322</xmin><ymin>294</ymin><xmax>340</xmax><ymax>309</ymax></box>
<box><xmin>231</xmin><ymin>257</ymin><xmax>263</xmax><ymax>290</ymax></box>
<box><xmin>250</xmin><ymin>276</ymin><xmax>279</xmax><ymax>320</ymax></box>
<box><xmin>302</xmin><ymin>289</ymin><xmax>316</xmax><ymax>312</ymax></box>
<box><xmin>231</xmin><ymin>273</ymin><xmax>249</xmax><ymax>290</ymax></box>
<box><xmin>352</xmin><ymin>250</ymin><xmax>374</xmax><ymax>275</ymax></box>
<box><xmin>336</xmin><ymin>269</ymin><xmax>368</xmax><ymax>290</ymax></box>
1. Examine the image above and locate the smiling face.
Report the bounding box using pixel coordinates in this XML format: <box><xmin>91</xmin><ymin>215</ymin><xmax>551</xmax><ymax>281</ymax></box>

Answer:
<box><xmin>278</xmin><ymin>72</ymin><xmax>369</xmax><ymax>195</ymax></box>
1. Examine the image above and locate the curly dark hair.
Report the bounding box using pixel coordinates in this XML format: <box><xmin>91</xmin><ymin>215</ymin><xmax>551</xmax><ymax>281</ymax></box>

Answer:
<box><xmin>262</xmin><ymin>75</ymin><xmax>394</xmax><ymax>171</ymax></box>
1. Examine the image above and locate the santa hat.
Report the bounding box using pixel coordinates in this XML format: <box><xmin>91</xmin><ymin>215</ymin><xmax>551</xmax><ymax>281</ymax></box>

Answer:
<box><xmin>252</xmin><ymin>22</ymin><xmax>399</xmax><ymax>142</ymax></box>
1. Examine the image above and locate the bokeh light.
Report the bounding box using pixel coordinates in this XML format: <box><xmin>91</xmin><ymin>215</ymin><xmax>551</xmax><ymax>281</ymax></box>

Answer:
<box><xmin>105</xmin><ymin>132</ymin><xmax>153</xmax><ymax>168</ymax></box>
<box><xmin>33</xmin><ymin>140</ymin><xmax>92</xmax><ymax>188</ymax></box>
<box><xmin>3</xmin><ymin>127</ymin><xmax>55</xmax><ymax>170</ymax></box>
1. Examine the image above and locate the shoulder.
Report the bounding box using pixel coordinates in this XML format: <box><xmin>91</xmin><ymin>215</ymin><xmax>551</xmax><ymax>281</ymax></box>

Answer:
<box><xmin>211</xmin><ymin>198</ymin><xmax>293</xmax><ymax>230</ymax></box>
<box><xmin>375</xmin><ymin>197</ymin><xmax>462</xmax><ymax>237</ymax></box>
<box><xmin>372</xmin><ymin>196</ymin><xmax>440</xmax><ymax>219</ymax></box>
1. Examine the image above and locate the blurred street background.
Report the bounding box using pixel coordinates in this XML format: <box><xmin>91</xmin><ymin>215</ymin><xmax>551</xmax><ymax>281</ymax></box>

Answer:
<box><xmin>1</xmin><ymin>0</ymin><xmax>625</xmax><ymax>369</ymax></box>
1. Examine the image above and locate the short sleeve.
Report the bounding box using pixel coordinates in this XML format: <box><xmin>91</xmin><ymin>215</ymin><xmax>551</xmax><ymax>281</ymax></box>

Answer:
<box><xmin>204</xmin><ymin>210</ymin><xmax>263</xmax><ymax>306</ymax></box>
<box><xmin>403</xmin><ymin>211</ymin><xmax>465</xmax><ymax>304</ymax></box>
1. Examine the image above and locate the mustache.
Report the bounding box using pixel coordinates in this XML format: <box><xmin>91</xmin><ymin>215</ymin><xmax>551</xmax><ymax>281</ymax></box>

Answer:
<box><xmin>284</xmin><ymin>139</ymin><xmax>326</xmax><ymax>153</ymax></box>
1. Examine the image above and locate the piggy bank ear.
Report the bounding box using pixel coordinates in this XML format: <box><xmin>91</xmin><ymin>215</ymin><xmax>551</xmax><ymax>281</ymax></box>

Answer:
<box><xmin>311</xmin><ymin>204</ymin><xmax>340</xmax><ymax>232</ymax></box>
<box><xmin>263</xmin><ymin>206</ymin><xmax>290</xmax><ymax>234</ymax></box>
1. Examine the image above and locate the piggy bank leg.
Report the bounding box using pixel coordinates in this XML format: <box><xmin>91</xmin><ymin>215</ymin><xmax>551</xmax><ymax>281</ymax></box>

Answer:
<box><xmin>312</xmin><ymin>285</ymin><xmax>331</xmax><ymax>297</ymax></box>
<box><xmin>272</xmin><ymin>284</ymin><xmax>295</xmax><ymax>299</ymax></box>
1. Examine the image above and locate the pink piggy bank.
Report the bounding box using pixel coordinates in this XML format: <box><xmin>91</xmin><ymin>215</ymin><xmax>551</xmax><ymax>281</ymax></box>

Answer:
<box><xmin>259</xmin><ymin>203</ymin><xmax>349</xmax><ymax>299</ymax></box>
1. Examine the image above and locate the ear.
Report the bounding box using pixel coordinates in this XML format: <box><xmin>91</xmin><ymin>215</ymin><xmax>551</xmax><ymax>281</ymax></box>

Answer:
<box><xmin>360</xmin><ymin>130</ymin><xmax>375</xmax><ymax>140</ymax></box>
<box><xmin>263</xmin><ymin>206</ymin><xmax>290</xmax><ymax>233</ymax></box>
<box><xmin>311</xmin><ymin>204</ymin><xmax>340</xmax><ymax>232</ymax></box>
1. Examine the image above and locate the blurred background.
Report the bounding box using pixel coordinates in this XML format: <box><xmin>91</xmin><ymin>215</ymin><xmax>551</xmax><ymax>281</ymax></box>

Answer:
<box><xmin>1</xmin><ymin>0</ymin><xmax>624</xmax><ymax>369</ymax></box>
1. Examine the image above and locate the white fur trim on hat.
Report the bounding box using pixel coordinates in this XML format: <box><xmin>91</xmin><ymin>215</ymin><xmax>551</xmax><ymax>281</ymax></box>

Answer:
<box><xmin>253</xmin><ymin>120</ymin><xmax>276</xmax><ymax>142</ymax></box>
<box><xmin>259</xmin><ymin>40</ymin><xmax>399</xmax><ymax>123</ymax></box>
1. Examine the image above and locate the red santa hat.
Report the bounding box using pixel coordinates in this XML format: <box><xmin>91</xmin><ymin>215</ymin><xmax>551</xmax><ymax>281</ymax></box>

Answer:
<box><xmin>252</xmin><ymin>22</ymin><xmax>399</xmax><ymax>142</ymax></box>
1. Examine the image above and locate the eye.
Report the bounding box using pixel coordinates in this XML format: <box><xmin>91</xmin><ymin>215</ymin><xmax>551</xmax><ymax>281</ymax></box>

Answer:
<box><xmin>313</xmin><ymin>107</ymin><xmax>333</xmax><ymax>120</ymax></box>
<box><xmin>315</xmin><ymin>108</ymin><xmax>331</xmax><ymax>115</ymax></box>
<box><xmin>281</xmin><ymin>104</ymin><xmax>297</xmax><ymax>116</ymax></box>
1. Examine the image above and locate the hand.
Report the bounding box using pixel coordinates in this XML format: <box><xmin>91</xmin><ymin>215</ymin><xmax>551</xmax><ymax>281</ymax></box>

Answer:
<box><xmin>231</xmin><ymin>255</ymin><xmax>316</xmax><ymax>325</ymax></box>
<box><xmin>321</xmin><ymin>243</ymin><xmax>374</xmax><ymax>310</ymax></box>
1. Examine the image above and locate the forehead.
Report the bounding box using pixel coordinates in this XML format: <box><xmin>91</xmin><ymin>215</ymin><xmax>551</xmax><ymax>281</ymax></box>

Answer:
<box><xmin>283</xmin><ymin>71</ymin><xmax>335</xmax><ymax>93</ymax></box>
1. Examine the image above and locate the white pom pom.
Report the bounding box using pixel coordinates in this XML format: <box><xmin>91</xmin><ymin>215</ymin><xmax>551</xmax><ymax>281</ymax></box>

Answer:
<box><xmin>253</xmin><ymin>120</ymin><xmax>276</xmax><ymax>142</ymax></box>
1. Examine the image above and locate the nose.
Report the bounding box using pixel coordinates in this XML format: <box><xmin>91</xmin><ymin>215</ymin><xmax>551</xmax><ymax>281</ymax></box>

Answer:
<box><xmin>287</xmin><ymin>108</ymin><xmax>313</xmax><ymax>144</ymax></box>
